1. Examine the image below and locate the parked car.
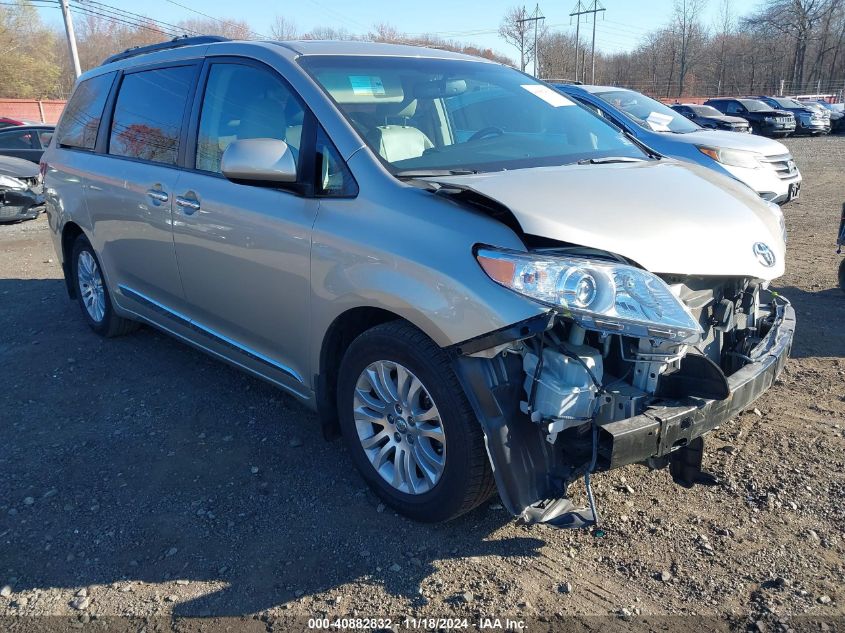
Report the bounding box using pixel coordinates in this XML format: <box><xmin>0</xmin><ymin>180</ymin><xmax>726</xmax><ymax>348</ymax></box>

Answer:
<box><xmin>555</xmin><ymin>85</ymin><xmax>801</xmax><ymax>203</ymax></box>
<box><xmin>838</xmin><ymin>204</ymin><xmax>845</xmax><ymax>292</ymax></box>
<box><xmin>43</xmin><ymin>37</ymin><xmax>794</xmax><ymax>528</ymax></box>
<box><xmin>0</xmin><ymin>154</ymin><xmax>44</xmax><ymax>222</ymax></box>
<box><xmin>670</xmin><ymin>103</ymin><xmax>750</xmax><ymax>132</ymax></box>
<box><xmin>703</xmin><ymin>98</ymin><xmax>796</xmax><ymax>137</ymax></box>
<box><xmin>800</xmin><ymin>100</ymin><xmax>843</xmax><ymax>133</ymax></box>
<box><xmin>0</xmin><ymin>124</ymin><xmax>54</xmax><ymax>163</ymax></box>
<box><xmin>0</xmin><ymin>116</ymin><xmax>40</xmax><ymax>129</ymax></box>
<box><xmin>755</xmin><ymin>96</ymin><xmax>829</xmax><ymax>135</ymax></box>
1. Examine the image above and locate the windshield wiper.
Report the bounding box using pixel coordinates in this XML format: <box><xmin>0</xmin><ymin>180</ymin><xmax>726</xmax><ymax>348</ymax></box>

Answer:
<box><xmin>394</xmin><ymin>169</ymin><xmax>479</xmax><ymax>179</ymax></box>
<box><xmin>575</xmin><ymin>156</ymin><xmax>645</xmax><ymax>165</ymax></box>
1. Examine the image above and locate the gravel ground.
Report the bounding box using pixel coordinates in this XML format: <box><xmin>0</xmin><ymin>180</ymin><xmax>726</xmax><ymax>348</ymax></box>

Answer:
<box><xmin>0</xmin><ymin>135</ymin><xmax>843</xmax><ymax>632</ymax></box>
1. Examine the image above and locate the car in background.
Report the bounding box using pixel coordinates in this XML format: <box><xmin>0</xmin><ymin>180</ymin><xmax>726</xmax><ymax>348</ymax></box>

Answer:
<box><xmin>554</xmin><ymin>85</ymin><xmax>802</xmax><ymax>204</ymax></box>
<box><xmin>703</xmin><ymin>98</ymin><xmax>796</xmax><ymax>137</ymax></box>
<box><xmin>0</xmin><ymin>124</ymin><xmax>55</xmax><ymax>163</ymax></box>
<box><xmin>670</xmin><ymin>103</ymin><xmax>750</xmax><ymax>132</ymax></box>
<box><xmin>800</xmin><ymin>100</ymin><xmax>843</xmax><ymax>133</ymax></box>
<box><xmin>0</xmin><ymin>116</ymin><xmax>40</xmax><ymax>129</ymax></box>
<box><xmin>755</xmin><ymin>96</ymin><xmax>829</xmax><ymax>135</ymax></box>
<box><xmin>0</xmin><ymin>154</ymin><xmax>44</xmax><ymax>222</ymax></box>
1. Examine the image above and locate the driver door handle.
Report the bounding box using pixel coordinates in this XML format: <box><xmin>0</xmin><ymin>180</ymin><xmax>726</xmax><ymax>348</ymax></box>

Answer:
<box><xmin>146</xmin><ymin>189</ymin><xmax>169</xmax><ymax>203</ymax></box>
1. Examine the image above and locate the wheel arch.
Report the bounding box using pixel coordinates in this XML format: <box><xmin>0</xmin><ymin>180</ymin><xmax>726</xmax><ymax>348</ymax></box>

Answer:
<box><xmin>60</xmin><ymin>221</ymin><xmax>86</xmax><ymax>298</ymax></box>
<box><xmin>315</xmin><ymin>306</ymin><xmax>415</xmax><ymax>440</ymax></box>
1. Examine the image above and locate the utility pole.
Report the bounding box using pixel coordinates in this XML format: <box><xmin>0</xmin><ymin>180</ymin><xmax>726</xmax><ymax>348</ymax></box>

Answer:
<box><xmin>60</xmin><ymin>0</ymin><xmax>82</xmax><ymax>78</ymax></box>
<box><xmin>517</xmin><ymin>5</ymin><xmax>545</xmax><ymax>78</ymax></box>
<box><xmin>570</xmin><ymin>0</ymin><xmax>605</xmax><ymax>83</ymax></box>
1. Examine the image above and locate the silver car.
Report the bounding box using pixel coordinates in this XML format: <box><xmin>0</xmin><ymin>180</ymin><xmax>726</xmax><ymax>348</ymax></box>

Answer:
<box><xmin>43</xmin><ymin>37</ymin><xmax>795</xmax><ymax>528</ymax></box>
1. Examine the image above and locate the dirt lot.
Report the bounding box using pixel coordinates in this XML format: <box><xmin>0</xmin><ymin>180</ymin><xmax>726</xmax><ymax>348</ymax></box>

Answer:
<box><xmin>0</xmin><ymin>136</ymin><xmax>843</xmax><ymax>632</ymax></box>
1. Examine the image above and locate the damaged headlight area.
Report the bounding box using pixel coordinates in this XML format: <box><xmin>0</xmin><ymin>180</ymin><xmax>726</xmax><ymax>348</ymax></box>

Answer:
<box><xmin>455</xmin><ymin>253</ymin><xmax>795</xmax><ymax>529</ymax></box>
<box><xmin>476</xmin><ymin>247</ymin><xmax>703</xmax><ymax>344</ymax></box>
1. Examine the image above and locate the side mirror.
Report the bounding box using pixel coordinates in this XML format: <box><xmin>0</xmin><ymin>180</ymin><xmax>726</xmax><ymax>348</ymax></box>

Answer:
<box><xmin>221</xmin><ymin>138</ymin><xmax>297</xmax><ymax>184</ymax></box>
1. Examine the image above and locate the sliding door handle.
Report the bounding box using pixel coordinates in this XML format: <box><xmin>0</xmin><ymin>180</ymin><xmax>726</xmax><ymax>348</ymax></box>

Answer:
<box><xmin>175</xmin><ymin>195</ymin><xmax>201</xmax><ymax>215</ymax></box>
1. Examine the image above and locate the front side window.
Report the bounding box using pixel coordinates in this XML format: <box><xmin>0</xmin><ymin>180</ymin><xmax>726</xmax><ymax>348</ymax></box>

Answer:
<box><xmin>108</xmin><ymin>66</ymin><xmax>195</xmax><ymax>165</ymax></box>
<box><xmin>594</xmin><ymin>89</ymin><xmax>699</xmax><ymax>133</ymax></box>
<box><xmin>299</xmin><ymin>55</ymin><xmax>644</xmax><ymax>174</ymax></box>
<box><xmin>315</xmin><ymin>125</ymin><xmax>357</xmax><ymax>196</ymax></box>
<box><xmin>0</xmin><ymin>130</ymin><xmax>34</xmax><ymax>149</ymax></box>
<box><xmin>56</xmin><ymin>72</ymin><xmax>115</xmax><ymax>150</ymax></box>
<box><xmin>196</xmin><ymin>63</ymin><xmax>305</xmax><ymax>174</ymax></box>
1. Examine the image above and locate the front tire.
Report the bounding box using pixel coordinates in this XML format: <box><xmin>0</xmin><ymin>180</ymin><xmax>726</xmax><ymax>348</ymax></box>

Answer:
<box><xmin>337</xmin><ymin>321</ymin><xmax>495</xmax><ymax>522</ymax></box>
<box><xmin>71</xmin><ymin>234</ymin><xmax>138</xmax><ymax>337</ymax></box>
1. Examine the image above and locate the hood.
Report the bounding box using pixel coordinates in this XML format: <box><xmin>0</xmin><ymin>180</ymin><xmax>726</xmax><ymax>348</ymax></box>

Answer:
<box><xmin>0</xmin><ymin>154</ymin><xmax>38</xmax><ymax>179</ymax></box>
<box><xmin>435</xmin><ymin>160</ymin><xmax>785</xmax><ymax>280</ymax></box>
<box><xmin>653</xmin><ymin>128</ymin><xmax>789</xmax><ymax>155</ymax></box>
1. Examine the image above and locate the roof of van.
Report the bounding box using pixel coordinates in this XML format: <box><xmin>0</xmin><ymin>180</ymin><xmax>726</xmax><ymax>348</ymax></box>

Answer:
<box><xmin>100</xmin><ymin>36</ymin><xmax>496</xmax><ymax>69</ymax></box>
<box><xmin>272</xmin><ymin>40</ymin><xmax>494</xmax><ymax>62</ymax></box>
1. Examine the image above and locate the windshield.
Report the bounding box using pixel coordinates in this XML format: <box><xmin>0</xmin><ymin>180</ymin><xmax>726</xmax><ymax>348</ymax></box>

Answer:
<box><xmin>740</xmin><ymin>99</ymin><xmax>772</xmax><ymax>112</ymax></box>
<box><xmin>297</xmin><ymin>56</ymin><xmax>645</xmax><ymax>173</ymax></box>
<box><xmin>769</xmin><ymin>97</ymin><xmax>800</xmax><ymax>108</ymax></box>
<box><xmin>691</xmin><ymin>105</ymin><xmax>724</xmax><ymax>117</ymax></box>
<box><xmin>593</xmin><ymin>89</ymin><xmax>700</xmax><ymax>133</ymax></box>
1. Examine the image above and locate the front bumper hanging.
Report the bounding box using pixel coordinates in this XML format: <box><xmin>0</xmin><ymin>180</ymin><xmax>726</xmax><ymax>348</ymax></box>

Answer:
<box><xmin>454</xmin><ymin>294</ymin><xmax>795</xmax><ymax>527</ymax></box>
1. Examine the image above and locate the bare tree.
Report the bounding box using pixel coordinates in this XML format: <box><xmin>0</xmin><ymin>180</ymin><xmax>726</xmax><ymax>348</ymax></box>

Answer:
<box><xmin>270</xmin><ymin>16</ymin><xmax>298</xmax><ymax>41</ymax></box>
<box><xmin>714</xmin><ymin>0</ymin><xmax>734</xmax><ymax>93</ymax></box>
<box><xmin>673</xmin><ymin>0</ymin><xmax>708</xmax><ymax>96</ymax></box>
<box><xmin>744</xmin><ymin>0</ymin><xmax>832</xmax><ymax>89</ymax></box>
<box><xmin>499</xmin><ymin>6</ymin><xmax>534</xmax><ymax>71</ymax></box>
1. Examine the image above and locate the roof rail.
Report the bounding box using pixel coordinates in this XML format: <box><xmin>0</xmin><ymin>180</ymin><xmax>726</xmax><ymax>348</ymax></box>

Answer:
<box><xmin>101</xmin><ymin>35</ymin><xmax>229</xmax><ymax>66</ymax></box>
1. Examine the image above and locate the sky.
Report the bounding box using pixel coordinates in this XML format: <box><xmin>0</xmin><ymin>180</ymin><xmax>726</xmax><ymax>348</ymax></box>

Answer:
<box><xmin>39</xmin><ymin>0</ymin><xmax>762</xmax><ymax>61</ymax></box>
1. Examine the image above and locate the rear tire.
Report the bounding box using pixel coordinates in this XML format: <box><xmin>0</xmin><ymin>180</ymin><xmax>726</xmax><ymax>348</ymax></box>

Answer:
<box><xmin>71</xmin><ymin>234</ymin><xmax>138</xmax><ymax>337</ymax></box>
<box><xmin>337</xmin><ymin>321</ymin><xmax>495</xmax><ymax>522</ymax></box>
<box><xmin>838</xmin><ymin>258</ymin><xmax>845</xmax><ymax>293</ymax></box>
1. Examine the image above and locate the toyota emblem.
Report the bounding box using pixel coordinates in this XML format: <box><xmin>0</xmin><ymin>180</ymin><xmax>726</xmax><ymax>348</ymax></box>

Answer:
<box><xmin>753</xmin><ymin>242</ymin><xmax>776</xmax><ymax>268</ymax></box>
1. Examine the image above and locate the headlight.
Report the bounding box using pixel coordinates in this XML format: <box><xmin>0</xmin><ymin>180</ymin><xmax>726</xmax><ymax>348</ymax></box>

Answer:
<box><xmin>698</xmin><ymin>146</ymin><xmax>762</xmax><ymax>169</ymax></box>
<box><xmin>476</xmin><ymin>248</ymin><xmax>703</xmax><ymax>344</ymax></box>
<box><xmin>764</xmin><ymin>116</ymin><xmax>774</xmax><ymax>122</ymax></box>
<box><xmin>766</xmin><ymin>200</ymin><xmax>787</xmax><ymax>244</ymax></box>
<box><xmin>0</xmin><ymin>174</ymin><xmax>27</xmax><ymax>190</ymax></box>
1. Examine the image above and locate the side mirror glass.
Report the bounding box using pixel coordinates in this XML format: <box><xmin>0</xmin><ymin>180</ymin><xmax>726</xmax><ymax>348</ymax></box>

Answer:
<box><xmin>221</xmin><ymin>138</ymin><xmax>297</xmax><ymax>184</ymax></box>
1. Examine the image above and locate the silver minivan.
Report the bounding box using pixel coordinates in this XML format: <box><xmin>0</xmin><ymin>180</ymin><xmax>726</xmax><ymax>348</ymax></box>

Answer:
<box><xmin>43</xmin><ymin>37</ymin><xmax>795</xmax><ymax>528</ymax></box>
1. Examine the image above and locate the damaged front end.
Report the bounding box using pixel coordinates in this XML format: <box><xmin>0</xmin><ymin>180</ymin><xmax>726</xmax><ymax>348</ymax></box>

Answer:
<box><xmin>452</xmin><ymin>248</ymin><xmax>795</xmax><ymax>529</ymax></box>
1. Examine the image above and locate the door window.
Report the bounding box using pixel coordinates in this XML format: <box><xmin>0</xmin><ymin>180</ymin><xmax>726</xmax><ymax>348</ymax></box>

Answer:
<box><xmin>56</xmin><ymin>72</ymin><xmax>115</xmax><ymax>150</ymax></box>
<box><xmin>195</xmin><ymin>63</ymin><xmax>305</xmax><ymax>174</ymax></box>
<box><xmin>726</xmin><ymin>102</ymin><xmax>744</xmax><ymax>114</ymax></box>
<box><xmin>0</xmin><ymin>129</ymin><xmax>35</xmax><ymax>149</ymax></box>
<box><xmin>108</xmin><ymin>65</ymin><xmax>196</xmax><ymax>165</ymax></box>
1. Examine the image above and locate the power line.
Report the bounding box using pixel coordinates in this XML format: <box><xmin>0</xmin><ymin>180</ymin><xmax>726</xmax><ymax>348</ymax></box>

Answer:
<box><xmin>80</xmin><ymin>0</ymin><xmax>202</xmax><ymax>36</ymax></box>
<box><xmin>161</xmin><ymin>0</ymin><xmax>267</xmax><ymax>38</ymax></box>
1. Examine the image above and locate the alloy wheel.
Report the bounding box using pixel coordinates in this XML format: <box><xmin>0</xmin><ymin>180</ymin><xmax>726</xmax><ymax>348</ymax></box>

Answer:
<box><xmin>77</xmin><ymin>250</ymin><xmax>105</xmax><ymax>323</ymax></box>
<box><xmin>352</xmin><ymin>360</ymin><xmax>446</xmax><ymax>495</ymax></box>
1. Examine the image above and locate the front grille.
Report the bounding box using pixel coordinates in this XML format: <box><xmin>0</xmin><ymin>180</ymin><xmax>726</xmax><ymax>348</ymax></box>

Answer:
<box><xmin>0</xmin><ymin>205</ymin><xmax>23</xmax><ymax>218</ymax></box>
<box><xmin>759</xmin><ymin>152</ymin><xmax>798</xmax><ymax>180</ymax></box>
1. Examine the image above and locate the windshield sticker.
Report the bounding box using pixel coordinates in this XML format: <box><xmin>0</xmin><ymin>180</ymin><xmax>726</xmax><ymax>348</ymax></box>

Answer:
<box><xmin>349</xmin><ymin>75</ymin><xmax>386</xmax><ymax>96</ymax></box>
<box><xmin>645</xmin><ymin>111</ymin><xmax>673</xmax><ymax>131</ymax></box>
<box><xmin>521</xmin><ymin>84</ymin><xmax>574</xmax><ymax>107</ymax></box>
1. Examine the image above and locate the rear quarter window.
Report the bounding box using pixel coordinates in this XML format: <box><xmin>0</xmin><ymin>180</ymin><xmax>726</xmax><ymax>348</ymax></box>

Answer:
<box><xmin>56</xmin><ymin>72</ymin><xmax>115</xmax><ymax>150</ymax></box>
